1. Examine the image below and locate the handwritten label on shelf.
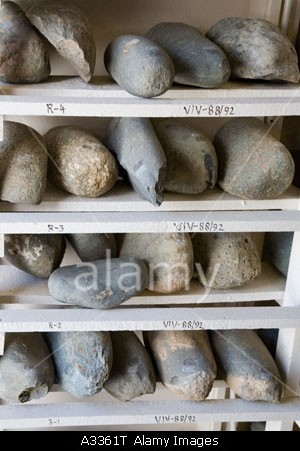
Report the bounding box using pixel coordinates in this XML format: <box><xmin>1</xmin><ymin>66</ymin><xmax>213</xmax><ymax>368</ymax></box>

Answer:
<box><xmin>48</xmin><ymin>225</ymin><xmax>64</xmax><ymax>233</ymax></box>
<box><xmin>48</xmin><ymin>322</ymin><xmax>63</xmax><ymax>330</ymax></box>
<box><xmin>163</xmin><ymin>320</ymin><xmax>204</xmax><ymax>330</ymax></box>
<box><xmin>183</xmin><ymin>104</ymin><xmax>235</xmax><ymax>117</ymax></box>
<box><xmin>48</xmin><ymin>418</ymin><xmax>61</xmax><ymax>427</ymax></box>
<box><xmin>155</xmin><ymin>415</ymin><xmax>196</xmax><ymax>424</ymax></box>
<box><xmin>174</xmin><ymin>221</ymin><xmax>225</xmax><ymax>233</ymax></box>
<box><xmin>46</xmin><ymin>103</ymin><xmax>66</xmax><ymax>115</ymax></box>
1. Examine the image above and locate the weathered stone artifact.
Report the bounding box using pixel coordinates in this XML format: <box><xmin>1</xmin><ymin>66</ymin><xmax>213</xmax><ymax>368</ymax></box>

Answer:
<box><xmin>104</xmin><ymin>34</ymin><xmax>175</xmax><ymax>97</ymax></box>
<box><xmin>210</xmin><ymin>329</ymin><xmax>282</xmax><ymax>402</ymax></box>
<box><xmin>46</xmin><ymin>126</ymin><xmax>118</xmax><ymax>198</ymax></box>
<box><xmin>0</xmin><ymin>121</ymin><xmax>48</xmax><ymax>204</ymax></box>
<box><xmin>48</xmin><ymin>257</ymin><xmax>149</xmax><ymax>309</ymax></box>
<box><xmin>192</xmin><ymin>232</ymin><xmax>261</xmax><ymax>289</ymax></box>
<box><xmin>207</xmin><ymin>18</ymin><xmax>300</xmax><ymax>83</ymax></box>
<box><xmin>214</xmin><ymin>118</ymin><xmax>295</xmax><ymax>199</ymax></box>
<box><xmin>144</xmin><ymin>330</ymin><xmax>216</xmax><ymax>401</ymax></box>
<box><xmin>0</xmin><ymin>1</ymin><xmax>50</xmax><ymax>83</ymax></box>
<box><xmin>153</xmin><ymin>119</ymin><xmax>217</xmax><ymax>194</ymax></box>
<box><xmin>106</xmin><ymin>118</ymin><xmax>166</xmax><ymax>206</ymax></box>
<box><xmin>45</xmin><ymin>331</ymin><xmax>112</xmax><ymax>398</ymax></box>
<box><xmin>68</xmin><ymin>233</ymin><xmax>117</xmax><ymax>261</ymax></box>
<box><xmin>120</xmin><ymin>233</ymin><xmax>193</xmax><ymax>293</ymax></box>
<box><xmin>0</xmin><ymin>333</ymin><xmax>54</xmax><ymax>403</ymax></box>
<box><xmin>27</xmin><ymin>0</ymin><xmax>96</xmax><ymax>82</ymax></box>
<box><xmin>4</xmin><ymin>234</ymin><xmax>65</xmax><ymax>279</ymax></box>
<box><xmin>146</xmin><ymin>22</ymin><xmax>231</xmax><ymax>88</ymax></box>
<box><xmin>104</xmin><ymin>331</ymin><xmax>156</xmax><ymax>401</ymax></box>
<box><xmin>263</xmin><ymin>232</ymin><xmax>293</xmax><ymax>277</ymax></box>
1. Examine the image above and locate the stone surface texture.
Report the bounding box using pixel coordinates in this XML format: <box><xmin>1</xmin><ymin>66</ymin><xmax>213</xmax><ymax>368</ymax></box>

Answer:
<box><xmin>26</xmin><ymin>0</ymin><xmax>95</xmax><ymax>82</ymax></box>
<box><xmin>153</xmin><ymin>119</ymin><xmax>217</xmax><ymax>194</ymax></box>
<box><xmin>120</xmin><ymin>233</ymin><xmax>194</xmax><ymax>293</ymax></box>
<box><xmin>207</xmin><ymin>18</ymin><xmax>300</xmax><ymax>83</ymax></box>
<box><xmin>210</xmin><ymin>329</ymin><xmax>282</xmax><ymax>402</ymax></box>
<box><xmin>144</xmin><ymin>330</ymin><xmax>216</xmax><ymax>401</ymax></box>
<box><xmin>45</xmin><ymin>331</ymin><xmax>112</xmax><ymax>398</ymax></box>
<box><xmin>192</xmin><ymin>232</ymin><xmax>261</xmax><ymax>289</ymax></box>
<box><xmin>45</xmin><ymin>126</ymin><xmax>118</xmax><ymax>198</ymax></box>
<box><xmin>104</xmin><ymin>331</ymin><xmax>156</xmax><ymax>401</ymax></box>
<box><xmin>0</xmin><ymin>333</ymin><xmax>54</xmax><ymax>403</ymax></box>
<box><xmin>4</xmin><ymin>234</ymin><xmax>66</xmax><ymax>279</ymax></box>
<box><xmin>106</xmin><ymin>118</ymin><xmax>166</xmax><ymax>206</ymax></box>
<box><xmin>263</xmin><ymin>232</ymin><xmax>293</xmax><ymax>277</ymax></box>
<box><xmin>214</xmin><ymin>118</ymin><xmax>295</xmax><ymax>199</ymax></box>
<box><xmin>48</xmin><ymin>257</ymin><xmax>149</xmax><ymax>309</ymax></box>
<box><xmin>67</xmin><ymin>233</ymin><xmax>117</xmax><ymax>262</ymax></box>
<box><xmin>146</xmin><ymin>22</ymin><xmax>231</xmax><ymax>88</ymax></box>
<box><xmin>0</xmin><ymin>121</ymin><xmax>48</xmax><ymax>205</ymax></box>
<box><xmin>0</xmin><ymin>1</ymin><xmax>50</xmax><ymax>83</ymax></box>
<box><xmin>104</xmin><ymin>34</ymin><xmax>175</xmax><ymax>98</ymax></box>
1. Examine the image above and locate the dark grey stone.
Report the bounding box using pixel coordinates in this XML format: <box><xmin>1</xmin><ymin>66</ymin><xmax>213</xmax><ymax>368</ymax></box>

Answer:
<box><xmin>4</xmin><ymin>234</ymin><xmax>66</xmax><ymax>279</ymax></box>
<box><xmin>192</xmin><ymin>233</ymin><xmax>261</xmax><ymax>289</ymax></box>
<box><xmin>26</xmin><ymin>0</ymin><xmax>95</xmax><ymax>83</ymax></box>
<box><xmin>214</xmin><ymin>118</ymin><xmax>295</xmax><ymax>199</ymax></box>
<box><xmin>207</xmin><ymin>18</ymin><xmax>300</xmax><ymax>83</ymax></box>
<box><xmin>45</xmin><ymin>331</ymin><xmax>112</xmax><ymax>398</ymax></box>
<box><xmin>0</xmin><ymin>1</ymin><xmax>50</xmax><ymax>83</ymax></box>
<box><xmin>263</xmin><ymin>232</ymin><xmax>293</xmax><ymax>277</ymax></box>
<box><xmin>45</xmin><ymin>126</ymin><xmax>118</xmax><ymax>198</ymax></box>
<box><xmin>48</xmin><ymin>257</ymin><xmax>149</xmax><ymax>309</ymax></box>
<box><xmin>106</xmin><ymin>118</ymin><xmax>166</xmax><ymax>206</ymax></box>
<box><xmin>67</xmin><ymin>233</ymin><xmax>117</xmax><ymax>262</ymax></box>
<box><xmin>257</xmin><ymin>329</ymin><xmax>279</xmax><ymax>359</ymax></box>
<box><xmin>104</xmin><ymin>331</ymin><xmax>156</xmax><ymax>401</ymax></box>
<box><xmin>143</xmin><ymin>330</ymin><xmax>216</xmax><ymax>401</ymax></box>
<box><xmin>0</xmin><ymin>121</ymin><xmax>48</xmax><ymax>205</ymax></box>
<box><xmin>120</xmin><ymin>233</ymin><xmax>194</xmax><ymax>293</ymax></box>
<box><xmin>152</xmin><ymin>119</ymin><xmax>217</xmax><ymax>194</ymax></box>
<box><xmin>146</xmin><ymin>22</ymin><xmax>231</xmax><ymax>88</ymax></box>
<box><xmin>0</xmin><ymin>333</ymin><xmax>54</xmax><ymax>403</ymax></box>
<box><xmin>104</xmin><ymin>34</ymin><xmax>175</xmax><ymax>98</ymax></box>
<box><xmin>210</xmin><ymin>329</ymin><xmax>282</xmax><ymax>402</ymax></box>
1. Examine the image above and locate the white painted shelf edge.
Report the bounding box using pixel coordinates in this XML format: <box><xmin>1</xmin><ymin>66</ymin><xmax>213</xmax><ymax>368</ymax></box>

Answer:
<box><xmin>1</xmin><ymin>398</ymin><xmax>299</xmax><ymax>429</ymax></box>
<box><xmin>0</xmin><ymin>306</ymin><xmax>299</xmax><ymax>332</ymax></box>
<box><xmin>0</xmin><ymin>210</ymin><xmax>300</xmax><ymax>233</ymax></box>
<box><xmin>2</xmin><ymin>77</ymin><xmax>300</xmax><ymax>117</ymax></box>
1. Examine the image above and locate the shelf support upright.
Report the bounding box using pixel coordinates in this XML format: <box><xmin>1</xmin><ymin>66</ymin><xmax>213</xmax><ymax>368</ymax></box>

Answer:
<box><xmin>0</xmin><ymin>332</ymin><xmax>4</xmax><ymax>356</ymax></box>
<box><xmin>0</xmin><ymin>115</ymin><xmax>3</xmax><ymax>142</ymax></box>
<box><xmin>266</xmin><ymin>231</ymin><xmax>300</xmax><ymax>431</ymax></box>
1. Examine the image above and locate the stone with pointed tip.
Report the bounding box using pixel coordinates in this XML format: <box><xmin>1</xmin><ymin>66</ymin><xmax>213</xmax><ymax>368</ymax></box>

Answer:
<box><xmin>106</xmin><ymin>118</ymin><xmax>166</xmax><ymax>206</ymax></box>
